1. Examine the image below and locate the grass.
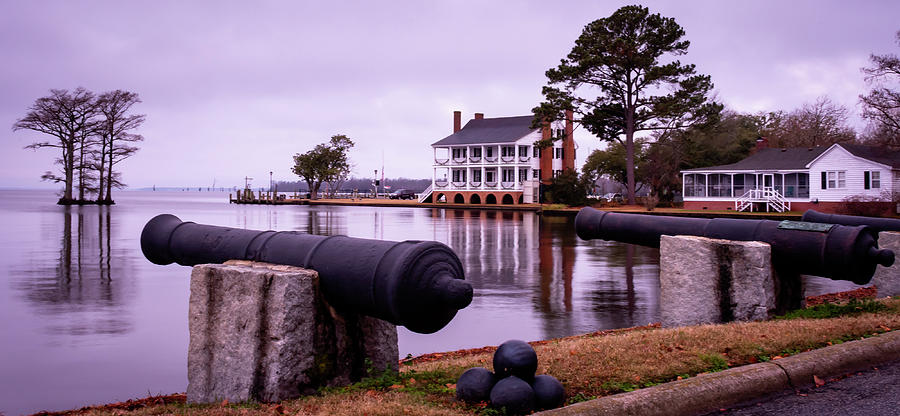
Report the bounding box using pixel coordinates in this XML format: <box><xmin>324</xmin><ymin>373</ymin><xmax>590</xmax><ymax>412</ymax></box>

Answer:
<box><xmin>43</xmin><ymin>297</ymin><xmax>900</xmax><ymax>416</ymax></box>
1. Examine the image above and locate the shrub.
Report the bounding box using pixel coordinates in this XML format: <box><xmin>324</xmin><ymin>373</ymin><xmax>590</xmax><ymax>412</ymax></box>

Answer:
<box><xmin>837</xmin><ymin>191</ymin><xmax>897</xmax><ymax>217</ymax></box>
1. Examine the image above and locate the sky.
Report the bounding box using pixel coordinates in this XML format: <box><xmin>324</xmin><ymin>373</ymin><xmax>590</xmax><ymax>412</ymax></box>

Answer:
<box><xmin>1</xmin><ymin>0</ymin><xmax>898</xmax><ymax>190</ymax></box>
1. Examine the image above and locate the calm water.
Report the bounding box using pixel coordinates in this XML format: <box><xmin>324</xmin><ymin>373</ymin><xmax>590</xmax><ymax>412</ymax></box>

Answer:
<box><xmin>0</xmin><ymin>190</ymin><xmax>858</xmax><ymax>414</ymax></box>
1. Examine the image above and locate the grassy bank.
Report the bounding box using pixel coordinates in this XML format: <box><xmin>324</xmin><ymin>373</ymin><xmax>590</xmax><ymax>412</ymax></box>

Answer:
<box><xmin>40</xmin><ymin>296</ymin><xmax>900</xmax><ymax>416</ymax></box>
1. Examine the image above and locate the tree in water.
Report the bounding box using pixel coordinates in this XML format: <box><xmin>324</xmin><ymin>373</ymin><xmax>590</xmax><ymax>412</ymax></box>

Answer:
<box><xmin>13</xmin><ymin>88</ymin><xmax>100</xmax><ymax>204</ymax></box>
<box><xmin>534</xmin><ymin>5</ymin><xmax>720</xmax><ymax>204</ymax></box>
<box><xmin>292</xmin><ymin>135</ymin><xmax>355</xmax><ymax>200</ymax></box>
<box><xmin>94</xmin><ymin>90</ymin><xmax>145</xmax><ymax>204</ymax></box>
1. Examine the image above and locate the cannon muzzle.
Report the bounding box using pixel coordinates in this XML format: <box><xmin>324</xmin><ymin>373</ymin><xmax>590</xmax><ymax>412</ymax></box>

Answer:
<box><xmin>141</xmin><ymin>214</ymin><xmax>472</xmax><ymax>334</ymax></box>
<box><xmin>575</xmin><ymin>207</ymin><xmax>893</xmax><ymax>285</ymax></box>
<box><xmin>801</xmin><ymin>209</ymin><xmax>900</xmax><ymax>233</ymax></box>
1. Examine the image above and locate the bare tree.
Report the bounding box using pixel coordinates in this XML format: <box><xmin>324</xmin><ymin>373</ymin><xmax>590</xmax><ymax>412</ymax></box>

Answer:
<box><xmin>13</xmin><ymin>88</ymin><xmax>99</xmax><ymax>204</ymax></box>
<box><xmin>763</xmin><ymin>97</ymin><xmax>856</xmax><ymax>148</ymax></box>
<box><xmin>860</xmin><ymin>30</ymin><xmax>900</xmax><ymax>149</ymax></box>
<box><xmin>94</xmin><ymin>90</ymin><xmax>144</xmax><ymax>203</ymax></box>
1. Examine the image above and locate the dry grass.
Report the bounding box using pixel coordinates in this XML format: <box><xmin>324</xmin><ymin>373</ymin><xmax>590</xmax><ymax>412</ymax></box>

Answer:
<box><xmin>42</xmin><ymin>298</ymin><xmax>900</xmax><ymax>416</ymax></box>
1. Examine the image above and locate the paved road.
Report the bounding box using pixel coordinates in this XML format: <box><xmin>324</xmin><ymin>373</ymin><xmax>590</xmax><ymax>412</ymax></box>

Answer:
<box><xmin>707</xmin><ymin>359</ymin><xmax>900</xmax><ymax>416</ymax></box>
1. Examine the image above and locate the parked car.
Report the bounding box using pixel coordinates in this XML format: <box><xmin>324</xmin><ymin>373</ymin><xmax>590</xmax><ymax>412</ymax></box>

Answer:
<box><xmin>389</xmin><ymin>189</ymin><xmax>416</xmax><ymax>200</ymax></box>
<box><xmin>601</xmin><ymin>193</ymin><xmax>624</xmax><ymax>203</ymax></box>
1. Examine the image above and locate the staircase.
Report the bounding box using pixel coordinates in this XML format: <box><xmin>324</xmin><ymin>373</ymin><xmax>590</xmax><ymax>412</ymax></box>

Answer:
<box><xmin>735</xmin><ymin>187</ymin><xmax>791</xmax><ymax>212</ymax></box>
<box><xmin>418</xmin><ymin>184</ymin><xmax>433</xmax><ymax>203</ymax></box>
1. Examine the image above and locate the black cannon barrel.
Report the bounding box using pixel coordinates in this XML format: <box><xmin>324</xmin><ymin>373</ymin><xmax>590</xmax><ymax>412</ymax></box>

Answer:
<box><xmin>141</xmin><ymin>214</ymin><xmax>472</xmax><ymax>334</ymax></box>
<box><xmin>801</xmin><ymin>209</ymin><xmax>900</xmax><ymax>233</ymax></box>
<box><xmin>575</xmin><ymin>207</ymin><xmax>894</xmax><ymax>285</ymax></box>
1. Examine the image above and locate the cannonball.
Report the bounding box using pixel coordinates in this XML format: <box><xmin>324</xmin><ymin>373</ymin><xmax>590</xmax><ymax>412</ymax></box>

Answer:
<box><xmin>493</xmin><ymin>339</ymin><xmax>538</xmax><ymax>380</ymax></box>
<box><xmin>489</xmin><ymin>376</ymin><xmax>535</xmax><ymax>415</ymax></box>
<box><xmin>532</xmin><ymin>374</ymin><xmax>565</xmax><ymax>410</ymax></box>
<box><xmin>456</xmin><ymin>367</ymin><xmax>496</xmax><ymax>403</ymax></box>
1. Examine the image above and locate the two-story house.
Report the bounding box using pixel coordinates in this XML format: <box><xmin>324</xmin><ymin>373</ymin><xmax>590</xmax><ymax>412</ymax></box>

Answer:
<box><xmin>420</xmin><ymin>111</ymin><xmax>575</xmax><ymax>205</ymax></box>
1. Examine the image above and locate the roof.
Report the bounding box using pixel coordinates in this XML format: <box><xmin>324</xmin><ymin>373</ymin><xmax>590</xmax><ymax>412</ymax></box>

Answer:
<box><xmin>839</xmin><ymin>143</ymin><xmax>900</xmax><ymax>168</ymax></box>
<box><xmin>683</xmin><ymin>147</ymin><xmax>829</xmax><ymax>172</ymax></box>
<box><xmin>432</xmin><ymin>115</ymin><xmax>538</xmax><ymax>146</ymax></box>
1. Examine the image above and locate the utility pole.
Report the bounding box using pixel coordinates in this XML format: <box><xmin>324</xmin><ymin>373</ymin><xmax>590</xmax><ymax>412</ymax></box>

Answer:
<box><xmin>269</xmin><ymin>171</ymin><xmax>273</xmax><ymax>192</ymax></box>
<box><xmin>244</xmin><ymin>176</ymin><xmax>253</xmax><ymax>189</ymax></box>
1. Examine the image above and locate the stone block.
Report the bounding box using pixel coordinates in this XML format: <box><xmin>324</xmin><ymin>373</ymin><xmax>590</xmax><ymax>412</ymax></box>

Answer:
<box><xmin>873</xmin><ymin>232</ymin><xmax>900</xmax><ymax>297</ymax></box>
<box><xmin>187</xmin><ymin>261</ymin><xmax>398</xmax><ymax>404</ymax></box>
<box><xmin>660</xmin><ymin>235</ymin><xmax>775</xmax><ymax>327</ymax></box>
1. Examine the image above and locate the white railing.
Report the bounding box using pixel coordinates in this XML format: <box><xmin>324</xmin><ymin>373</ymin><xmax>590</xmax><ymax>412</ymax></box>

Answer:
<box><xmin>435</xmin><ymin>158</ymin><xmax>449</xmax><ymax>165</ymax></box>
<box><xmin>501</xmin><ymin>181</ymin><xmax>515</xmax><ymax>189</ymax></box>
<box><xmin>519</xmin><ymin>156</ymin><xmax>530</xmax><ymax>162</ymax></box>
<box><xmin>469</xmin><ymin>181</ymin><xmax>481</xmax><ymax>188</ymax></box>
<box><xmin>735</xmin><ymin>187</ymin><xmax>791</xmax><ymax>213</ymax></box>
<box><xmin>484</xmin><ymin>181</ymin><xmax>498</xmax><ymax>188</ymax></box>
<box><xmin>469</xmin><ymin>156</ymin><xmax>481</xmax><ymax>163</ymax></box>
<box><xmin>418</xmin><ymin>184</ymin><xmax>433</xmax><ymax>203</ymax></box>
<box><xmin>484</xmin><ymin>156</ymin><xmax>498</xmax><ymax>163</ymax></box>
<box><xmin>434</xmin><ymin>180</ymin><xmax>448</xmax><ymax>188</ymax></box>
<box><xmin>501</xmin><ymin>156</ymin><xmax>515</xmax><ymax>163</ymax></box>
<box><xmin>452</xmin><ymin>157</ymin><xmax>467</xmax><ymax>165</ymax></box>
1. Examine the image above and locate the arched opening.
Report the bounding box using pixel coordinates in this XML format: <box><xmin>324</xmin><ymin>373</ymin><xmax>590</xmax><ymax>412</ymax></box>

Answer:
<box><xmin>518</xmin><ymin>195</ymin><xmax>524</xmax><ymax>204</ymax></box>
<box><xmin>453</xmin><ymin>193</ymin><xmax>465</xmax><ymax>204</ymax></box>
<box><xmin>502</xmin><ymin>194</ymin><xmax>514</xmax><ymax>205</ymax></box>
<box><xmin>436</xmin><ymin>193</ymin><xmax>446</xmax><ymax>203</ymax></box>
<box><xmin>485</xmin><ymin>194</ymin><xmax>497</xmax><ymax>204</ymax></box>
<box><xmin>470</xmin><ymin>194</ymin><xmax>482</xmax><ymax>204</ymax></box>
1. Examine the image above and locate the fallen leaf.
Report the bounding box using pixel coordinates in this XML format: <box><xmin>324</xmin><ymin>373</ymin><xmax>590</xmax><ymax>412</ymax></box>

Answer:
<box><xmin>390</xmin><ymin>384</ymin><xmax>403</xmax><ymax>390</ymax></box>
<box><xmin>772</xmin><ymin>356</ymin><xmax>783</xmax><ymax>360</ymax></box>
<box><xmin>222</xmin><ymin>399</ymin><xmax>229</xmax><ymax>406</ymax></box>
<box><xmin>813</xmin><ymin>375</ymin><xmax>825</xmax><ymax>387</ymax></box>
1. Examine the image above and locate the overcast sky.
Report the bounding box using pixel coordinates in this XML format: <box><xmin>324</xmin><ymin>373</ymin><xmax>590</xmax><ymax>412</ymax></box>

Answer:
<box><xmin>1</xmin><ymin>0</ymin><xmax>897</xmax><ymax>189</ymax></box>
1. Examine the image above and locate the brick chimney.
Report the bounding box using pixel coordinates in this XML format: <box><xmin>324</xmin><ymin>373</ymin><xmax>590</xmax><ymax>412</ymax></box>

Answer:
<box><xmin>453</xmin><ymin>111</ymin><xmax>461</xmax><ymax>133</ymax></box>
<box><xmin>540</xmin><ymin>119</ymin><xmax>553</xmax><ymax>185</ymax></box>
<box><xmin>563</xmin><ymin>109</ymin><xmax>575</xmax><ymax>171</ymax></box>
<box><xmin>754</xmin><ymin>137</ymin><xmax>769</xmax><ymax>153</ymax></box>
<box><xmin>474</xmin><ymin>113</ymin><xmax>484</xmax><ymax>120</ymax></box>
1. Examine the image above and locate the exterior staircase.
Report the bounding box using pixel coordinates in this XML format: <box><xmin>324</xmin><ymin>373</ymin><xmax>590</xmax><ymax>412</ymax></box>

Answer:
<box><xmin>418</xmin><ymin>184</ymin><xmax>433</xmax><ymax>203</ymax></box>
<box><xmin>735</xmin><ymin>187</ymin><xmax>790</xmax><ymax>212</ymax></box>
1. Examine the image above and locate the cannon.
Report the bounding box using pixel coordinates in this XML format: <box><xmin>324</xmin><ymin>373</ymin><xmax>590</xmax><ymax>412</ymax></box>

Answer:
<box><xmin>141</xmin><ymin>214</ymin><xmax>472</xmax><ymax>334</ymax></box>
<box><xmin>574</xmin><ymin>207</ymin><xmax>894</xmax><ymax>285</ymax></box>
<box><xmin>802</xmin><ymin>209</ymin><xmax>900</xmax><ymax>233</ymax></box>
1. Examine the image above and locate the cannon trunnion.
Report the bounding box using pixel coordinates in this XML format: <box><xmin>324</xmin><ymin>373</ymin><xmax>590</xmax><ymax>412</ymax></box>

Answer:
<box><xmin>575</xmin><ymin>207</ymin><xmax>894</xmax><ymax>285</ymax></box>
<box><xmin>141</xmin><ymin>214</ymin><xmax>472</xmax><ymax>334</ymax></box>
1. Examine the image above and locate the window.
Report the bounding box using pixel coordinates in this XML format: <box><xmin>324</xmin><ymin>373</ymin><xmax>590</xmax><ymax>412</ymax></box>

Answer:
<box><xmin>452</xmin><ymin>148</ymin><xmax>466</xmax><ymax>159</ymax></box>
<box><xmin>502</xmin><ymin>169</ymin><xmax>515</xmax><ymax>182</ymax></box>
<box><xmin>783</xmin><ymin>173</ymin><xmax>810</xmax><ymax>198</ymax></box>
<box><xmin>733</xmin><ymin>174</ymin><xmax>756</xmax><ymax>196</ymax></box>
<box><xmin>518</xmin><ymin>168</ymin><xmax>528</xmax><ymax>182</ymax></box>
<box><xmin>865</xmin><ymin>171</ymin><xmax>881</xmax><ymax>189</ymax></box>
<box><xmin>683</xmin><ymin>174</ymin><xmax>706</xmax><ymax>197</ymax></box>
<box><xmin>471</xmin><ymin>147</ymin><xmax>481</xmax><ymax>158</ymax></box>
<box><xmin>501</xmin><ymin>146</ymin><xmax>515</xmax><ymax>157</ymax></box>
<box><xmin>533</xmin><ymin>146</ymin><xmax>540</xmax><ymax>158</ymax></box>
<box><xmin>708</xmin><ymin>174</ymin><xmax>732</xmax><ymax>197</ymax></box>
<box><xmin>485</xmin><ymin>147</ymin><xmax>494</xmax><ymax>158</ymax></box>
<box><xmin>824</xmin><ymin>171</ymin><xmax>846</xmax><ymax>189</ymax></box>
<box><xmin>485</xmin><ymin>170</ymin><xmax>495</xmax><ymax>183</ymax></box>
<box><xmin>472</xmin><ymin>170</ymin><xmax>481</xmax><ymax>182</ymax></box>
<box><xmin>553</xmin><ymin>170</ymin><xmax>562</xmax><ymax>178</ymax></box>
<box><xmin>452</xmin><ymin>170</ymin><xmax>466</xmax><ymax>182</ymax></box>
<box><xmin>533</xmin><ymin>169</ymin><xmax>540</xmax><ymax>179</ymax></box>
<box><xmin>518</xmin><ymin>146</ymin><xmax>528</xmax><ymax>157</ymax></box>
<box><xmin>554</xmin><ymin>148</ymin><xmax>563</xmax><ymax>159</ymax></box>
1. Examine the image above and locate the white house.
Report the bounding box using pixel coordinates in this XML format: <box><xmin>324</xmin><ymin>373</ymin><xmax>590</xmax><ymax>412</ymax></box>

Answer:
<box><xmin>419</xmin><ymin>111</ymin><xmax>575</xmax><ymax>205</ymax></box>
<box><xmin>681</xmin><ymin>141</ymin><xmax>900</xmax><ymax>213</ymax></box>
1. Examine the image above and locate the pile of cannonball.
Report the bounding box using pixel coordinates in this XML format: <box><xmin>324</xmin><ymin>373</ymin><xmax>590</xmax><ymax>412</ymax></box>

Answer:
<box><xmin>456</xmin><ymin>340</ymin><xmax>565</xmax><ymax>414</ymax></box>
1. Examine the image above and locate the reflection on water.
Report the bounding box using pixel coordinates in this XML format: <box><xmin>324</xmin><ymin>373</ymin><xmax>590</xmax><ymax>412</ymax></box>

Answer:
<box><xmin>9</xmin><ymin>206</ymin><xmax>133</xmax><ymax>338</ymax></box>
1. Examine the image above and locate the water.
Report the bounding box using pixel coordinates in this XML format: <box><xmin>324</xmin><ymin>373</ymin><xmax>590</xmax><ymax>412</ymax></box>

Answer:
<box><xmin>0</xmin><ymin>190</ymin><xmax>860</xmax><ymax>415</ymax></box>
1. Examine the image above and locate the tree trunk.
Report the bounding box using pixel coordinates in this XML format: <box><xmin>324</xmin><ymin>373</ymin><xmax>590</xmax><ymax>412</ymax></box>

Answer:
<box><xmin>105</xmin><ymin>144</ymin><xmax>114</xmax><ymax>203</ymax></box>
<box><xmin>625</xmin><ymin>112</ymin><xmax>636</xmax><ymax>205</ymax></box>
<box><xmin>62</xmin><ymin>138</ymin><xmax>75</xmax><ymax>204</ymax></box>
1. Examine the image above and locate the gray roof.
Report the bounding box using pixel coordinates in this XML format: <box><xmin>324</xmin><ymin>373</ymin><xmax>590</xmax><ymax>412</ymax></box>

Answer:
<box><xmin>431</xmin><ymin>115</ymin><xmax>538</xmax><ymax>146</ymax></box>
<box><xmin>684</xmin><ymin>147</ymin><xmax>829</xmax><ymax>172</ymax></box>
<box><xmin>840</xmin><ymin>143</ymin><xmax>900</xmax><ymax>168</ymax></box>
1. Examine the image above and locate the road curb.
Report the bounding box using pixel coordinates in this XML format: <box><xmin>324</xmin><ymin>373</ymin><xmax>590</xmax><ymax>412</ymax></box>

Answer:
<box><xmin>538</xmin><ymin>330</ymin><xmax>900</xmax><ymax>416</ymax></box>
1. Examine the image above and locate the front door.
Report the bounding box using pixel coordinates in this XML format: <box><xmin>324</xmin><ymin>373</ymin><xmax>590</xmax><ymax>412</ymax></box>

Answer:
<box><xmin>763</xmin><ymin>174</ymin><xmax>774</xmax><ymax>189</ymax></box>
